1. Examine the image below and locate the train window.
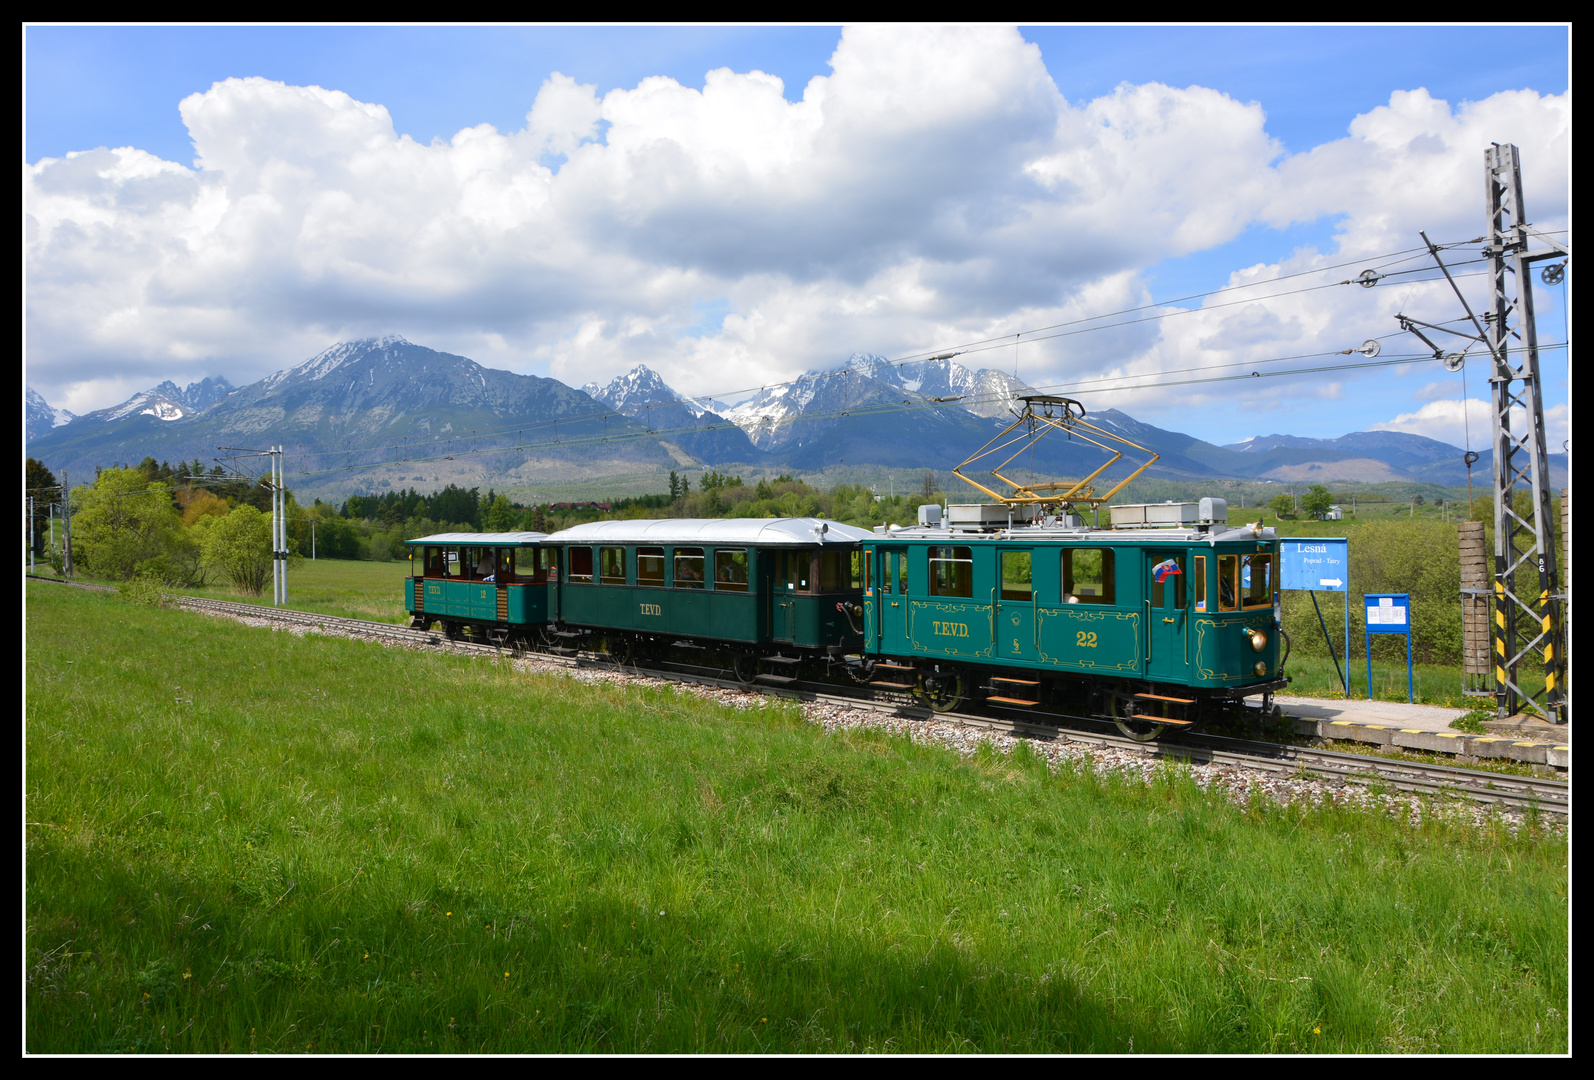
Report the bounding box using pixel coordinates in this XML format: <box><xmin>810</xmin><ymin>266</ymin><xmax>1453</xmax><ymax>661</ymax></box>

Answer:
<box><xmin>897</xmin><ymin>551</ymin><xmax>908</xmax><ymax>594</ymax></box>
<box><xmin>1000</xmin><ymin>551</ymin><xmax>1032</xmax><ymax>601</ymax></box>
<box><xmin>849</xmin><ymin>551</ymin><xmax>863</xmax><ymax>590</ymax></box>
<box><xmin>1150</xmin><ymin>555</ymin><xmax>1186</xmax><ymax>608</ymax></box>
<box><xmin>425</xmin><ymin>547</ymin><xmax>444</xmax><ymax>576</ymax></box>
<box><xmin>775</xmin><ymin>550</ymin><xmax>810</xmax><ymax>592</ymax></box>
<box><xmin>863</xmin><ymin>550</ymin><xmax>874</xmax><ymax>595</ymax></box>
<box><xmin>674</xmin><ymin>547</ymin><xmax>706</xmax><ymax>588</ymax></box>
<box><xmin>540</xmin><ymin>548</ymin><xmax>557</xmax><ymax>580</ymax></box>
<box><xmin>715</xmin><ymin>549</ymin><xmax>749</xmax><ymax>591</ymax></box>
<box><xmin>465</xmin><ymin>548</ymin><xmax>496</xmax><ymax>580</ymax></box>
<box><xmin>569</xmin><ymin>547</ymin><xmax>594</xmax><ymax>582</ymax></box>
<box><xmin>600</xmin><ymin>546</ymin><xmax>626</xmax><ymax>585</ymax></box>
<box><xmin>819</xmin><ymin>550</ymin><xmax>847</xmax><ymax>592</ymax></box>
<box><xmin>637</xmin><ymin>547</ymin><xmax>665</xmax><ymax>586</ymax></box>
<box><xmin>928</xmin><ymin>546</ymin><xmax>972</xmax><ymax>598</ymax></box>
<box><xmin>1193</xmin><ymin>555</ymin><xmax>1207</xmax><ymax>612</ymax></box>
<box><xmin>881</xmin><ymin>552</ymin><xmax>893</xmax><ymax>593</ymax></box>
<box><xmin>1062</xmin><ymin>548</ymin><xmax>1115</xmax><ymax>604</ymax></box>
<box><xmin>1241</xmin><ymin>554</ymin><xmax>1273</xmax><ymax>609</ymax></box>
<box><xmin>1217</xmin><ymin>555</ymin><xmax>1238</xmax><ymax>611</ymax></box>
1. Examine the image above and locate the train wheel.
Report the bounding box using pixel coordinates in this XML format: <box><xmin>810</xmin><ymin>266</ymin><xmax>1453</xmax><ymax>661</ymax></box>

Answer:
<box><xmin>1107</xmin><ymin>693</ymin><xmax>1167</xmax><ymax>743</ymax></box>
<box><xmin>917</xmin><ymin>666</ymin><xmax>966</xmax><ymax>713</ymax></box>
<box><xmin>730</xmin><ymin>653</ymin><xmax>759</xmax><ymax>688</ymax></box>
<box><xmin>601</xmin><ymin>636</ymin><xmax>635</xmax><ymax>668</ymax></box>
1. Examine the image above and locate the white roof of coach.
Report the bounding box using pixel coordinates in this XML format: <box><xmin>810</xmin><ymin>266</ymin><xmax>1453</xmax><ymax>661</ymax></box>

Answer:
<box><xmin>405</xmin><ymin>532</ymin><xmax>549</xmax><ymax>545</ymax></box>
<box><xmin>544</xmin><ymin>518</ymin><xmax>874</xmax><ymax>546</ymax></box>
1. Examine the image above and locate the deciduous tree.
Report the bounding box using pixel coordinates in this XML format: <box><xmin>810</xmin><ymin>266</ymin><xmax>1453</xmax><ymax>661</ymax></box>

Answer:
<box><xmin>70</xmin><ymin>467</ymin><xmax>183</xmax><ymax>580</ymax></box>
<box><xmin>200</xmin><ymin>504</ymin><xmax>273</xmax><ymax>595</ymax></box>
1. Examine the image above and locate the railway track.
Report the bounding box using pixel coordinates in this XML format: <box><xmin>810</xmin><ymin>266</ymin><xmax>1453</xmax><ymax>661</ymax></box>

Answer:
<box><xmin>28</xmin><ymin>577</ymin><xmax>1570</xmax><ymax>816</ymax></box>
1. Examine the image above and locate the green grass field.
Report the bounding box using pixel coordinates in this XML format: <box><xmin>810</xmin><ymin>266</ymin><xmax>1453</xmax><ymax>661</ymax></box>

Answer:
<box><xmin>172</xmin><ymin>558</ymin><xmax>414</xmax><ymax>624</ymax></box>
<box><xmin>1277</xmin><ymin>656</ymin><xmax>1478</xmax><ymax>709</ymax></box>
<box><xmin>25</xmin><ymin>582</ymin><xmax>1567</xmax><ymax>1053</ymax></box>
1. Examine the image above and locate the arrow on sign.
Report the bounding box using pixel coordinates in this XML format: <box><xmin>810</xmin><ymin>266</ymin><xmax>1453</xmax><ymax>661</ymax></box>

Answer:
<box><xmin>1320</xmin><ymin>578</ymin><xmax>1343</xmax><ymax>587</ymax></box>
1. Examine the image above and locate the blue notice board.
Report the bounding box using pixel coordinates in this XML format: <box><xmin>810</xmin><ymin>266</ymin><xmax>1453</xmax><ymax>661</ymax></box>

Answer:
<box><xmin>1363</xmin><ymin>592</ymin><xmax>1413</xmax><ymax>702</ymax></box>
<box><xmin>1280</xmin><ymin>539</ymin><xmax>1348</xmax><ymax>591</ymax></box>
<box><xmin>1364</xmin><ymin>593</ymin><xmax>1411</xmax><ymax>634</ymax></box>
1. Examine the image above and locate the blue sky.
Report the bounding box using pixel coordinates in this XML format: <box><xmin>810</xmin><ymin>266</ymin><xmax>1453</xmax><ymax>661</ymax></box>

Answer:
<box><xmin>24</xmin><ymin>25</ymin><xmax>1570</xmax><ymax>449</ymax></box>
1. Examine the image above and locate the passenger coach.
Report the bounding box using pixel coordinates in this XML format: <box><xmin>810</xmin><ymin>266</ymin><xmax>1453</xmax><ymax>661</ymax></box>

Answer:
<box><xmin>543</xmin><ymin>518</ymin><xmax>875</xmax><ymax>679</ymax></box>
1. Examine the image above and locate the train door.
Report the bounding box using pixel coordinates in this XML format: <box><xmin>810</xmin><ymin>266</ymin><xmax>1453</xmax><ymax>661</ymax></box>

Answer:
<box><xmin>1145</xmin><ymin>548</ymin><xmax>1190</xmax><ymax>684</ymax></box>
<box><xmin>877</xmin><ymin>545</ymin><xmax>912</xmax><ymax>655</ymax></box>
<box><xmin>861</xmin><ymin>548</ymin><xmax>878</xmax><ymax>648</ymax></box>
<box><xmin>771</xmin><ymin>549</ymin><xmax>798</xmax><ymax>643</ymax></box>
<box><xmin>996</xmin><ymin>549</ymin><xmax>1036</xmax><ymax>663</ymax></box>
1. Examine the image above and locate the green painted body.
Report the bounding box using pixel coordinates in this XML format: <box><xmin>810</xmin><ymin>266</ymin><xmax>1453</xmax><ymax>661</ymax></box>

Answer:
<box><xmin>861</xmin><ymin>536</ymin><xmax>1281</xmax><ymax>692</ymax></box>
<box><xmin>406</xmin><ymin>578</ymin><xmax>552</xmax><ymax>625</ymax></box>
<box><xmin>555</xmin><ymin>544</ymin><xmax>861</xmax><ymax>651</ymax></box>
<box><xmin>404</xmin><ymin>538</ymin><xmax>551</xmax><ymax>628</ymax></box>
<box><xmin>396</xmin><ymin>527</ymin><xmax>1279</xmax><ymax>699</ymax></box>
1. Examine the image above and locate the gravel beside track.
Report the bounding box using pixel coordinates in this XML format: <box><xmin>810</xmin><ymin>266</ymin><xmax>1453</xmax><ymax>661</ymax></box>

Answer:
<box><xmin>29</xmin><ymin>579</ymin><xmax>1566</xmax><ymax>827</ymax></box>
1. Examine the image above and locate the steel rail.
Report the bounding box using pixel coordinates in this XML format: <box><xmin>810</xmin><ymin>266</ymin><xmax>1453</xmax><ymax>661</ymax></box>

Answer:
<box><xmin>28</xmin><ymin>577</ymin><xmax>1567</xmax><ymax>815</ymax></box>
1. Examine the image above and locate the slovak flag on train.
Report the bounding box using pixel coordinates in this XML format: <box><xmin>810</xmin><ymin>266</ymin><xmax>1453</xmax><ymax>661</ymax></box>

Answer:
<box><xmin>1152</xmin><ymin>559</ymin><xmax>1182</xmax><ymax>583</ymax></box>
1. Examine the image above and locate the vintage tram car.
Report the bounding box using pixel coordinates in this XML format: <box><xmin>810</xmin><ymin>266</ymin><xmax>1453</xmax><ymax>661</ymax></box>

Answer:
<box><xmin>540</xmin><ymin>518</ymin><xmax>875</xmax><ymax>681</ymax></box>
<box><xmin>851</xmin><ymin>500</ymin><xmax>1287</xmax><ymax>739</ymax></box>
<box><xmin>404</xmin><ymin>503</ymin><xmax>1286</xmax><ymax>741</ymax></box>
<box><xmin>404</xmin><ymin>531</ymin><xmax>554</xmax><ymax>645</ymax></box>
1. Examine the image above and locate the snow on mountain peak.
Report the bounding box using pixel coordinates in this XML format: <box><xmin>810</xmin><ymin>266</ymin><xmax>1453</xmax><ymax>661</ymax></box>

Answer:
<box><xmin>275</xmin><ymin>335</ymin><xmax>414</xmax><ymax>385</ymax></box>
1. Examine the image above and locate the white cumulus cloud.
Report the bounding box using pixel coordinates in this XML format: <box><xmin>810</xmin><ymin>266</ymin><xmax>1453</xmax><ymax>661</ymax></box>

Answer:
<box><xmin>24</xmin><ymin>25</ymin><xmax>1570</xmax><ymax>435</ymax></box>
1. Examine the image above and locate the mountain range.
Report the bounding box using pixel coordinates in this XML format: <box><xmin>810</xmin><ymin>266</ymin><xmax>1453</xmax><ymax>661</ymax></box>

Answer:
<box><xmin>26</xmin><ymin>335</ymin><xmax>1565</xmax><ymax>499</ymax></box>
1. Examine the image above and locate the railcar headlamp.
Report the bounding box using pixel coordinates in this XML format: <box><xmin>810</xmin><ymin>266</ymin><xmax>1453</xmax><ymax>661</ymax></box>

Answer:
<box><xmin>1249</xmin><ymin>629</ymin><xmax>1268</xmax><ymax>653</ymax></box>
<box><xmin>1254</xmin><ymin>661</ymin><xmax>1268</xmax><ymax>676</ymax></box>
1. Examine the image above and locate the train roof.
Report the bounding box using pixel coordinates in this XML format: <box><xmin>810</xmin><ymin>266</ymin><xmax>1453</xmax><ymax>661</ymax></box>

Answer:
<box><xmin>544</xmin><ymin>517</ymin><xmax>876</xmax><ymax>546</ymax></box>
<box><xmin>405</xmin><ymin>532</ymin><xmax>549</xmax><ymax>546</ymax></box>
<box><xmin>870</xmin><ymin>522</ymin><xmax>1278</xmax><ymax>544</ymax></box>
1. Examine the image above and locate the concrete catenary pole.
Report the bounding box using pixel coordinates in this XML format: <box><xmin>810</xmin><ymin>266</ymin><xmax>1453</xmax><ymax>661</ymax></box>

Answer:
<box><xmin>61</xmin><ymin>469</ymin><xmax>73</xmax><ymax>579</ymax></box>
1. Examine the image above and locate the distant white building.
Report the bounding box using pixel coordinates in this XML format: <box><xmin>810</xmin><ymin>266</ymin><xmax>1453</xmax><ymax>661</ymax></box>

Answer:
<box><xmin>1325</xmin><ymin>505</ymin><xmax>1344</xmax><ymax>521</ymax></box>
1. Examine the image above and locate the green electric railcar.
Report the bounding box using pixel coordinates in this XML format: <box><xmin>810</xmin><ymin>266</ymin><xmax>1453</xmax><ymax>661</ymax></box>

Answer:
<box><xmin>856</xmin><ymin>515</ymin><xmax>1287</xmax><ymax>739</ymax></box>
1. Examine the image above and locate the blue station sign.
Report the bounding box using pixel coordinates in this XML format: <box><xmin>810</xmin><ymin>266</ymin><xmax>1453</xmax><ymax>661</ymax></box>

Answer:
<box><xmin>1279</xmin><ymin>538</ymin><xmax>1348</xmax><ymax>592</ymax></box>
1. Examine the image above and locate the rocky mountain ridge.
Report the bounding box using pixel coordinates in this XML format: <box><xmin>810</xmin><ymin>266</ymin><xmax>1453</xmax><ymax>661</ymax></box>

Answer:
<box><xmin>27</xmin><ymin>336</ymin><xmax>1567</xmax><ymax>496</ymax></box>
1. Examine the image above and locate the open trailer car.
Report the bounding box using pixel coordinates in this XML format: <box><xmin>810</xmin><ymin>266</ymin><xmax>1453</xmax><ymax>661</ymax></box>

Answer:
<box><xmin>404</xmin><ymin>531</ymin><xmax>552</xmax><ymax>642</ymax></box>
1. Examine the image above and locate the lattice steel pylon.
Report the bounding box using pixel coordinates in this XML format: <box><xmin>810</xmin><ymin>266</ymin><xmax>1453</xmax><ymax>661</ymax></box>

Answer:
<box><xmin>1483</xmin><ymin>144</ymin><xmax>1567</xmax><ymax>723</ymax></box>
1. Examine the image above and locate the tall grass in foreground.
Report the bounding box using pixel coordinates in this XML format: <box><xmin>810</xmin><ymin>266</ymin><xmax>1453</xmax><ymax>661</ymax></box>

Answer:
<box><xmin>25</xmin><ymin>583</ymin><xmax>1567</xmax><ymax>1053</ymax></box>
